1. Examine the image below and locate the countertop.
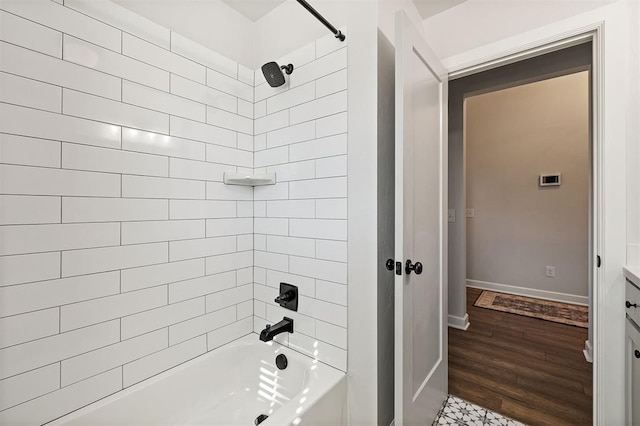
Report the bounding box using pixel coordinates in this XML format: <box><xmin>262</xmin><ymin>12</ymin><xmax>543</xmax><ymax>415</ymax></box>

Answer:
<box><xmin>624</xmin><ymin>266</ymin><xmax>640</xmax><ymax>286</ymax></box>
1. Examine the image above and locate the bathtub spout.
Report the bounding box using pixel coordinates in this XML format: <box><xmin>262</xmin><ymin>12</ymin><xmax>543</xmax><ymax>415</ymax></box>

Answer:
<box><xmin>260</xmin><ymin>317</ymin><xmax>294</xmax><ymax>342</ymax></box>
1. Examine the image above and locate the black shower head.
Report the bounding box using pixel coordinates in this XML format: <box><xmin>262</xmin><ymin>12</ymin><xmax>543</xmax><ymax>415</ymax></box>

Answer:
<box><xmin>261</xmin><ymin>62</ymin><xmax>294</xmax><ymax>87</ymax></box>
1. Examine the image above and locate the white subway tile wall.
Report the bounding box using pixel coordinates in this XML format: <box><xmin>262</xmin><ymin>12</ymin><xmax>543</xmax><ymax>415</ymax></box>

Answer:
<box><xmin>252</xmin><ymin>34</ymin><xmax>348</xmax><ymax>372</ymax></box>
<box><xmin>0</xmin><ymin>1</ymin><xmax>253</xmax><ymax>422</ymax></box>
<box><xmin>0</xmin><ymin>1</ymin><xmax>349</xmax><ymax>421</ymax></box>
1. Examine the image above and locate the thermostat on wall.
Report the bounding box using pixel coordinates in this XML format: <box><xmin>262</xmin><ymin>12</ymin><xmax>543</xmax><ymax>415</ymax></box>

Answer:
<box><xmin>539</xmin><ymin>173</ymin><xmax>561</xmax><ymax>186</ymax></box>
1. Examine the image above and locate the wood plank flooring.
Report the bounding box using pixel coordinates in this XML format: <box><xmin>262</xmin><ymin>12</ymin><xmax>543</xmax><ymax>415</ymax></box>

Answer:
<box><xmin>448</xmin><ymin>288</ymin><xmax>592</xmax><ymax>425</ymax></box>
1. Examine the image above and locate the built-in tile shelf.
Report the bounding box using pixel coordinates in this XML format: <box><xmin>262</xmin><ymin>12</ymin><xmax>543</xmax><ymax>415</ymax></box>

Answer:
<box><xmin>222</xmin><ymin>172</ymin><xmax>276</xmax><ymax>186</ymax></box>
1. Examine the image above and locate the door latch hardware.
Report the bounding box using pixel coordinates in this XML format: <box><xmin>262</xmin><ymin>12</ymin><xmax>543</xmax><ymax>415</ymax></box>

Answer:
<box><xmin>626</xmin><ymin>301</ymin><xmax>638</xmax><ymax>309</ymax></box>
<box><xmin>386</xmin><ymin>259</ymin><xmax>395</xmax><ymax>271</ymax></box>
<box><xmin>395</xmin><ymin>262</ymin><xmax>402</xmax><ymax>276</ymax></box>
<box><xmin>597</xmin><ymin>255</ymin><xmax>601</xmax><ymax>268</ymax></box>
<box><xmin>405</xmin><ymin>259</ymin><xmax>423</xmax><ymax>275</ymax></box>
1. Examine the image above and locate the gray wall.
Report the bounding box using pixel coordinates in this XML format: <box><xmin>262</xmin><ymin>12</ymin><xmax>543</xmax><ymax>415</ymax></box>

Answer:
<box><xmin>448</xmin><ymin>42</ymin><xmax>592</xmax><ymax>322</ymax></box>
<box><xmin>377</xmin><ymin>29</ymin><xmax>395</xmax><ymax>426</ymax></box>
<box><xmin>466</xmin><ymin>72</ymin><xmax>589</xmax><ymax>297</ymax></box>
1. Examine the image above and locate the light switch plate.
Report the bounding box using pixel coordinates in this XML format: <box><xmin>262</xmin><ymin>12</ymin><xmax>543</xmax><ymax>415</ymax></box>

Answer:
<box><xmin>465</xmin><ymin>208</ymin><xmax>474</xmax><ymax>218</ymax></box>
<box><xmin>448</xmin><ymin>209</ymin><xmax>455</xmax><ymax>223</ymax></box>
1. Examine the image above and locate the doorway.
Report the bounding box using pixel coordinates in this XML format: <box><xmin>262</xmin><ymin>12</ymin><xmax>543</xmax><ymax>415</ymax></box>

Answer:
<box><xmin>446</xmin><ymin>43</ymin><xmax>594</xmax><ymax>424</ymax></box>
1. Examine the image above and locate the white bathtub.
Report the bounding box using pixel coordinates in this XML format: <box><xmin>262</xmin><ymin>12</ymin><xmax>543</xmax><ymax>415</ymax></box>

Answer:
<box><xmin>53</xmin><ymin>335</ymin><xmax>347</xmax><ymax>425</ymax></box>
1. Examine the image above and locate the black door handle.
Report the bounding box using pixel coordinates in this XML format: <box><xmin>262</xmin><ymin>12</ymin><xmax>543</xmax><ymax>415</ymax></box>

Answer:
<box><xmin>635</xmin><ymin>350</ymin><xmax>640</xmax><ymax>359</ymax></box>
<box><xmin>405</xmin><ymin>259</ymin><xmax>423</xmax><ymax>275</ymax></box>
<box><xmin>385</xmin><ymin>259</ymin><xmax>394</xmax><ymax>271</ymax></box>
<box><xmin>626</xmin><ymin>301</ymin><xmax>638</xmax><ymax>309</ymax></box>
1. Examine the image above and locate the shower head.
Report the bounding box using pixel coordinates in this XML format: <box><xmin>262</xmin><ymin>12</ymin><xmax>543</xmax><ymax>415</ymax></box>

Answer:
<box><xmin>261</xmin><ymin>62</ymin><xmax>294</xmax><ymax>87</ymax></box>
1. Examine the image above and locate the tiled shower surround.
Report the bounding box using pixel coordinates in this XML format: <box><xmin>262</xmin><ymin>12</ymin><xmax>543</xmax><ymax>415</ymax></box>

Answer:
<box><xmin>252</xmin><ymin>37</ymin><xmax>348</xmax><ymax>370</ymax></box>
<box><xmin>0</xmin><ymin>1</ymin><xmax>348</xmax><ymax>423</ymax></box>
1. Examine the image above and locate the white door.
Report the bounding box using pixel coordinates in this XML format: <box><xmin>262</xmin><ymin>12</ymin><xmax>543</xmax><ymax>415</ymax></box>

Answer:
<box><xmin>394</xmin><ymin>10</ymin><xmax>448</xmax><ymax>425</ymax></box>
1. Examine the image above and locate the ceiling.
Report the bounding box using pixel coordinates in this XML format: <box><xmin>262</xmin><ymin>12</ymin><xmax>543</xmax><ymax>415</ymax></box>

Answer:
<box><xmin>220</xmin><ymin>0</ymin><xmax>467</xmax><ymax>22</ymax></box>
<box><xmin>221</xmin><ymin>0</ymin><xmax>286</xmax><ymax>22</ymax></box>
<box><xmin>412</xmin><ymin>0</ymin><xmax>467</xmax><ymax>19</ymax></box>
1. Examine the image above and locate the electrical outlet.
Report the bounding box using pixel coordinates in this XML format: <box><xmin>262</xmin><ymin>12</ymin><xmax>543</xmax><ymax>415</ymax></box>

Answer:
<box><xmin>448</xmin><ymin>209</ymin><xmax>456</xmax><ymax>223</ymax></box>
<box><xmin>465</xmin><ymin>208</ymin><xmax>475</xmax><ymax>218</ymax></box>
<box><xmin>545</xmin><ymin>266</ymin><xmax>556</xmax><ymax>278</ymax></box>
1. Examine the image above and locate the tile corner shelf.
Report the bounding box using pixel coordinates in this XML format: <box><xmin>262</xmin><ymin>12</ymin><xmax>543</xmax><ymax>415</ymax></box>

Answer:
<box><xmin>223</xmin><ymin>172</ymin><xmax>276</xmax><ymax>186</ymax></box>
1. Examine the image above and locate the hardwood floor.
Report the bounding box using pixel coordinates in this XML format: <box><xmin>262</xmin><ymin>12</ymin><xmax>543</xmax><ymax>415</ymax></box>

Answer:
<box><xmin>448</xmin><ymin>287</ymin><xmax>592</xmax><ymax>425</ymax></box>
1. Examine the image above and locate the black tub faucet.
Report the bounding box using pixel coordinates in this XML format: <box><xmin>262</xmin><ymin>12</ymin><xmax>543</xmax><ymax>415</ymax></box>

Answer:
<box><xmin>260</xmin><ymin>317</ymin><xmax>294</xmax><ymax>342</ymax></box>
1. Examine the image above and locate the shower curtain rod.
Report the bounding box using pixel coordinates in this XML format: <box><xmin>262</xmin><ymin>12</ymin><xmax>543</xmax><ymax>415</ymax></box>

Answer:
<box><xmin>295</xmin><ymin>0</ymin><xmax>346</xmax><ymax>42</ymax></box>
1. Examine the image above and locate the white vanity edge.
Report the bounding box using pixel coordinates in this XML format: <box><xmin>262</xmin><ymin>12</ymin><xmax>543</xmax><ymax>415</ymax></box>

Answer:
<box><xmin>624</xmin><ymin>266</ymin><xmax>640</xmax><ymax>286</ymax></box>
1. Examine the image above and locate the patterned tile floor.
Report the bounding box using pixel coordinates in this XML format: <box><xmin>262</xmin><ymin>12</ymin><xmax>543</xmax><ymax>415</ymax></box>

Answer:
<box><xmin>434</xmin><ymin>395</ymin><xmax>526</xmax><ymax>426</ymax></box>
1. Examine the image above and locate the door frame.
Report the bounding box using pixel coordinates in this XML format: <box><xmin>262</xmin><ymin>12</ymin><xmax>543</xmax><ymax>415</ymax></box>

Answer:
<box><xmin>443</xmin><ymin>8</ymin><xmax>629</xmax><ymax>422</ymax></box>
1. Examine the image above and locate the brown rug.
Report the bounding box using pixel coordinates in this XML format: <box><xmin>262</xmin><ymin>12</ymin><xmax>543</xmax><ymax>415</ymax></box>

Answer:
<box><xmin>474</xmin><ymin>290</ymin><xmax>588</xmax><ymax>328</ymax></box>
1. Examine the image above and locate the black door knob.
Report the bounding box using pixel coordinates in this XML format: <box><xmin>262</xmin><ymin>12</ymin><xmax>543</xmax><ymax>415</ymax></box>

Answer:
<box><xmin>626</xmin><ymin>301</ymin><xmax>638</xmax><ymax>309</ymax></box>
<box><xmin>635</xmin><ymin>349</ymin><xmax>640</xmax><ymax>359</ymax></box>
<box><xmin>405</xmin><ymin>259</ymin><xmax>423</xmax><ymax>275</ymax></box>
<box><xmin>386</xmin><ymin>259</ymin><xmax>395</xmax><ymax>271</ymax></box>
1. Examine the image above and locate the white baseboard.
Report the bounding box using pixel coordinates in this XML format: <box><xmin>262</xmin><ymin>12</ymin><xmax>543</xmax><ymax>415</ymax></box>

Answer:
<box><xmin>467</xmin><ymin>279</ymin><xmax>589</xmax><ymax>306</ymax></box>
<box><xmin>583</xmin><ymin>340</ymin><xmax>593</xmax><ymax>363</ymax></box>
<box><xmin>448</xmin><ymin>313</ymin><xmax>470</xmax><ymax>330</ymax></box>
